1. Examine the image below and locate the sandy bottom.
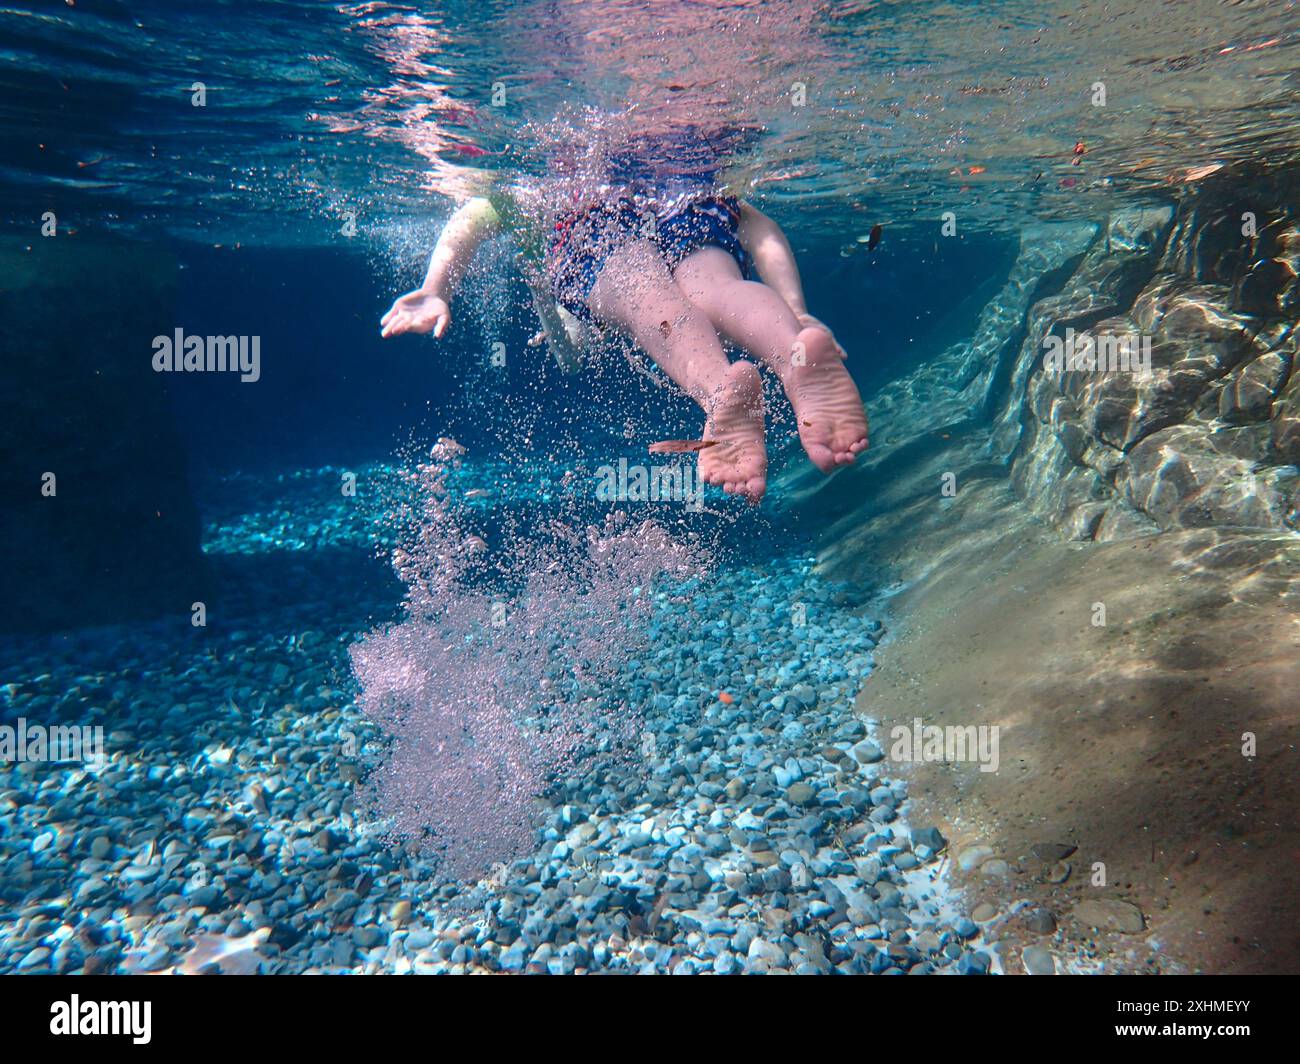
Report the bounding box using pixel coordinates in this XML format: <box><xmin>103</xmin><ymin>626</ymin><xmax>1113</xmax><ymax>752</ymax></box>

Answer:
<box><xmin>805</xmin><ymin>470</ymin><xmax>1299</xmax><ymax>974</ymax></box>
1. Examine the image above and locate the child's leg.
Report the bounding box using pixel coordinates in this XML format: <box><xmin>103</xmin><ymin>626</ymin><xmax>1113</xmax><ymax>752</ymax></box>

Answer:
<box><xmin>672</xmin><ymin>247</ymin><xmax>868</xmax><ymax>473</ymax></box>
<box><xmin>587</xmin><ymin>239</ymin><xmax>767</xmax><ymax>502</ymax></box>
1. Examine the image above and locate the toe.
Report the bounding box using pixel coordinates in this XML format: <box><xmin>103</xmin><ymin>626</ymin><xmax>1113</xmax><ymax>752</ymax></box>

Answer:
<box><xmin>806</xmin><ymin>444</ymin><xmax>836</xmax><ymax>474</ymax></box>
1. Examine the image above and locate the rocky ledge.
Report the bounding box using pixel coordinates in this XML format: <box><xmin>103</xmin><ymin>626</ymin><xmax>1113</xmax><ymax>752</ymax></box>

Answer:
<box><xmin>777</xmin><ymin>162</ymin><xmax>1300</xmax><ymax>974</ymax></box>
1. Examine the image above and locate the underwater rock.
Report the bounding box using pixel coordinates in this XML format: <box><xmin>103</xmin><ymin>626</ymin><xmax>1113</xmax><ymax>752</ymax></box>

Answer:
<box><xmin>1031</xmin><ymin>842</ymin><xmax>1077</xmax><ymax>862</ymax></box>
<box><xmin>1121</xmin><ymin>425</ymin><xmax>1299</xmax><ymax>529</ymax></box>
<box><xmin>1272</xmin><ymin>355</ymin><xmax>1300</xmax><ymax>467</ymax></box>
<box><xmin>912</xmin><ymin>826</ymin><xmax>947</xmax><ymax>852</ymax></box>
<box><xmin>1071</xmin><ymin>899</ymin><xmax>1145</xmax><ymax>935</ymax></box>
<box><xmin>1003</xmin><ymin>174</ymin><xmax>1300</xmax><ymax>538</ymax></box>
<box><xmin>1217</xmin><ymin>348</ymin><xmax>1292</xmax><ymax>424</ymax></box>
<box><xmin>957</xmin><ymin>845</ymin><xmax>995</xmax><ymax>872</ymax></box>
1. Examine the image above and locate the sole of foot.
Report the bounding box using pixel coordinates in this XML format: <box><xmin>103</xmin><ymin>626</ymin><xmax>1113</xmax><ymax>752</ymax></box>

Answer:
<box><xmin>699</xmin><ymin>361</ymin><xmax>768</xmax><ymax>504</ymax></box>
<box><xmin>785</xmin><ymin>326</ymin><xmax>870</xmax><ymax>473</ymax></box>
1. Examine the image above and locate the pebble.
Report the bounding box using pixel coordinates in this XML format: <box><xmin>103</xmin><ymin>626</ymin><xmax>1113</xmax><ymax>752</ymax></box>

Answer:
<box><xmin>1072</xmin><ymin>898</ymin><xmax>1145</xmax><ymax>934</ymax></box>
<box><xmin>957</xmin><ymin>845</ymin><xmax>994</xmax><ymax>872</ymax></box>
<box><xmin>851</xmin><ymin>740</ymin><xmax>884</xmax><ymax>765</ymax></box>
<box><xmin>1043</xmin><ymin>860</ymin><xmax>1071</xmax><ymax>884</ymax></box>
<box><xmin>785</xmin><ymin>782</ymin><xmax>815</xmax><ymax>806</ymax></box>
<box><xmin>1031</xmin><ymin>842</ymin><xmax>1077</xmax><ymax>862</ymax></box>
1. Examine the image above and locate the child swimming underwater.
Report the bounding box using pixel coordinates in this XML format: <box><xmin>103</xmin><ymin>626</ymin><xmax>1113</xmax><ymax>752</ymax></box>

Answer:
<box><xmin>380</xmin><ymin>136</ymin><xmax>869</xmax><ymax>503</ymax></box>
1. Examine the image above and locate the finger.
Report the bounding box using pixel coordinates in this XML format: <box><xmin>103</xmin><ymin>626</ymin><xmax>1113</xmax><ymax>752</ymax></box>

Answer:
<box><xmin>380</xmin><ymin>307</ymin><xmax>396</xmax><ymax>327</ymax></box>
<box><xmin>433</xmin><ymin>314</ymin><xmax>449</xmax><ymax>339</ymax></box>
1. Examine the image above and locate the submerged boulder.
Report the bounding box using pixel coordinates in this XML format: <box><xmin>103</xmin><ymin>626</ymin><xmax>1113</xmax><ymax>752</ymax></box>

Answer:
<box><xmin>1006</xmin><ymin>170</ymin><xmax>1300</xmax><ymax>538</ymax></box>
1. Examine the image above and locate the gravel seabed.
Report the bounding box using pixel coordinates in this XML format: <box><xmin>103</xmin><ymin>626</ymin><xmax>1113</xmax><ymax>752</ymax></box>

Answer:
<box><xmin>0</xmin><ymin>461</ymin><xmax>990</xmax><ymax>975</ymax></box>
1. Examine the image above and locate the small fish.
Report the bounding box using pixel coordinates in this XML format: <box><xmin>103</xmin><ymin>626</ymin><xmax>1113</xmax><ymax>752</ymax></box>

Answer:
<box><xmin>866</xmin><ymin>223</ymin><xmax>883</xmax><ymax>250</ymax></box>
<box><xmin>718</xmin><ymin>692</ymin><xmax>734</xmax><ymax>705</ymax></box>
<box><xmin>1184</xmin><ymin>163</ymin><xmax>1223</xmax><ymax>182</ymax></box>
<box><xmin>464</xmin><ymin>488</ymin><xmax>490</xmax><ymax>499</ymax></box>
<box><xmin>967</xmin><ymin>165</ymin><xmax>986</xmax><ymax>175</ymax></box>
<box><xmin>464</xmin><ymin>535</ymin><xmax>488</xmax><ymax>553</ymax></box>
<box><xmin>648</xmin><ymin>439</ymin><xmax>718</xmax><ymax>454</ymax></box>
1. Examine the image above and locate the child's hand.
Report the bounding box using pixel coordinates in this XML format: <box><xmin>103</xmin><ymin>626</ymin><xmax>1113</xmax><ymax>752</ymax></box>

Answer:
<box><xmin>380</xmin><ymin>289</ymin><xmax>451</xmax><ymax>339</ymax></box>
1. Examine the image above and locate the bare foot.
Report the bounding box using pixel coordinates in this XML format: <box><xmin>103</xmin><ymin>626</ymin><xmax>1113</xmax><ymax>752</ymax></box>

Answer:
<box><xmin>698</xmin><ymin>361</ymin><xmax>767</xmax><ymax>503</ymax></box>
<box><xmin>783</xmin><ymin>326</ymin><xmax>869</xmax><ymax>473</ymax></box>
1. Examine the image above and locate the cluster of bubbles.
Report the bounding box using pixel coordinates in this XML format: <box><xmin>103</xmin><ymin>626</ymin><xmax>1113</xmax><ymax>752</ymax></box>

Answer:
<box><xmin>349</xmin><ymin>438</ymin><xmax>711</xmax><ymax>880</ymax></box>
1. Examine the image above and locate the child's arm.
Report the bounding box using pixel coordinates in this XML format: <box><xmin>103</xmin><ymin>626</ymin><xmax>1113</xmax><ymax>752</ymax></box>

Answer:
<box><xmin>380</xmin><ymin>197</ymin><xmax>502</xmax><ymax>339</ymax></box>
<box><xmin>736</xmin><ymin>201</ymin><xmax>846</xmax><ymax>356</ymax></box>
<box><xmin>516</xmin><ymin>254</ymin><xmax>589</xmax><ymax>374</ymax></box>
